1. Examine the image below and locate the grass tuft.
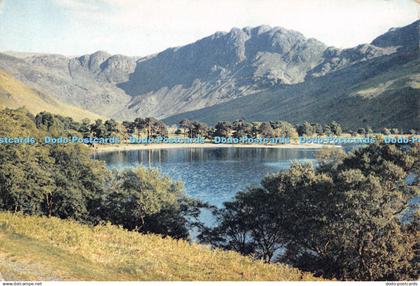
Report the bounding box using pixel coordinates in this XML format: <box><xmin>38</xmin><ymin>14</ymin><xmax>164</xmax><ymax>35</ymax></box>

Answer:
<box><xmin>0</xmin><ymin>212</ymin><xmax>323</xmax><ymax>281</ymax></box>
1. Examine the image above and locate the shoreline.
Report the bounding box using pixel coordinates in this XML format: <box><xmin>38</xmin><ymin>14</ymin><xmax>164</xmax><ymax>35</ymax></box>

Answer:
<box><xmin>92</xmin><ymin>143</ymin><xmax>340</xmax><ymax>153</ymax></box>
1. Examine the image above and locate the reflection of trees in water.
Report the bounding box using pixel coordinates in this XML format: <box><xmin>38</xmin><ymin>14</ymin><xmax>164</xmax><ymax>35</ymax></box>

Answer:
<box><xmin>96</xmin><ymin>147</ymin><xmax>320</xmax><ymax>167</ymax></box>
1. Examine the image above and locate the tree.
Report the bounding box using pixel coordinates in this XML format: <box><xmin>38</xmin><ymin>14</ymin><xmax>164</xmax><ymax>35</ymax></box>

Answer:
<box><xmin>214</xmin><ymin>121</ymin><xmax>232</xmax><ymax>137</ymax></box>
<box><xmin>0</xmin><ymin>108</ymin><xmax>201</xmax><ymax>240</ymax></box>
<box><xmin>328</xmin><ymin>121</ymin><xmax>342</xmax><ymax>136</ymax></box>
<box><xmin>231</xmin><ymin>120</ymin><xmax>256</xmax><ymax>138</ymax></box>
<box><xmin>35</xmin><ymin>111</ymin><xmax>55</xmax><ymax>131</ymax></box>
<box><xmin>357</xmin><ymin>128</ymin><xmax>366</xmax><ymax>135</ymax></box>
<box><xmin>191</xmin><ymin>121</ymin><xmax>208</xmax><ymax>137</ymax></box>
<box><xmin>258</xmin><ymin>122</ymin><xmax>274</xmax><ymax>137</ymax></box>
<box><xmin>0</xmin><ymin>109</ymin><xmax>108</xmax><ymax>222</ymax></box>
<box><xmin>78</xmin><ymin>118</ymin><xmax>91</xmax><ymax>137</ymax></box>
<box><xmin>391</xmin><ymin>128</ymin><xmax>400</xmax><ymax>135</ymax></box>
<box><xmin>104</xmin><ymin>119</ymin><xmax>118</xmax><ymax>136</ymax></box>
<box><xmin>91</xmin><ymin>119</ymin><xmax>107</xmax><ymax>138</ymax></box>
<box><xmin>101</xmin><ymin>168</ymin><xmax>184</xmax><ymax>231</ymax></box>
<box><xmin>199</xmin><ymin>187</ymin><xmax>286</xmax><ymax>262</ymax></box>
<box><xmin>297</xmin><ymin>122</ymin><xmax>315</xmax><ymax>136</ymax></box>
<box><xmin>154</xmin><ymin>120</ymin><xmax>168</xmax><ymax>138</ymax></box>
<box><xmin>313</xmin><ymin>123</ymin><xmax>324</xmax><ymax>135</ymax></box>
<box><xmin>203</xmin><ymin>143</ymin><xmax>419</xmax><ymax>280</ymax></box>
<box><xmin>134</xmin><ymin>117</ymin><xmax>167</xmax><ymax>140</ymax></box>
<box><xmin>279</xmin><ymin>144</ymin><xmax>418</xmax><ymax>280</ymax></box>
<box><xmin>270</xmin><ymin>121</ymin><xmax>298</xmax><ymax>139</ymax></box>
<box><xmin>315</xmin><ymin>147</ymin><xmax>346</xmax><ymax>172</ymax></box>
<box><xmin>122</xmin><ymin>121</ymin><xmax>135</xmax><ymax>134</ymax></box>
<box><xmin>179</xmin><ymin>119</ymin><xmax>193</xmax><ymax>137</ymax></box>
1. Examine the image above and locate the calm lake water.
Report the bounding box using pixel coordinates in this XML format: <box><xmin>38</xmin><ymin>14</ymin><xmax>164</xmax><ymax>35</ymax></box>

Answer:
<box><xmin>93</xmin><ymin>147</ymin><xmax>320</xmax><ymax>208</ymax></box>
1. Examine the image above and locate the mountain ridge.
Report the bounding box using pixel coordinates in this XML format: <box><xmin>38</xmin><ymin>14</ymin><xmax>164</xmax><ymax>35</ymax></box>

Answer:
<box><xmin>0</xmin><ymin>20</ymin><xmax>418</xmax><ymax>128</ymax></box>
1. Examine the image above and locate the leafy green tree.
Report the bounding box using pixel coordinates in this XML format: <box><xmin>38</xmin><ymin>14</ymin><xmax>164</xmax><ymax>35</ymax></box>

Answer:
<box><xmin>101</xmin><ymin>168</ymin><xmax>184</xmax><ymax>231</ymax></box>
<box><xmin>134</xmin><ymin>117</ymin><xmax>167</xmax><ymax>140</ymax></box>
<box><xmin>0</xmin><ymin>108</ymin><xmax>200</xmax><ymax>240</ymax></box>
<box><xmin>91</xmin><ymin>119</ymin><xmax>107</xmax><ymax>138</ymax></box>
<box><xmin>0</xmin><ymin>109</ymin><xmax>53</xmax><ymax>214</ymax></box>
<box><xmin>258</xmin><ymin>122</ymin><xmax>274</xmax><ymax>137</ymax></box>
<box><xmin>313</xmin><ymin>123</ymin><xmax>324</xmax><ymax>135</ymax></box>
<box><xmin>35</xmin><ymin>111</ymin><xmax>55</xmax><ymax>131</ymax></box>
<box><xmin>204</xmin><ymin>143</ymin><xmax>419</xmax><ymax>280</ymax></box>
<box><xmin>328</xmin><ymin>121</ymin><xmax>342</xmax><ymax>136</ymax></box>
<box><xmin>214</xmin><ymin>121</ymin><xmax>232</xmax><ymax>137</ymax></box>
<box><xmin>357</xmin><ymin>128</ymin><xmax>366</xmax><ymax>135</ymax></box>
<box><xmin>191</xmin><ymin>121</ymin><xmax>208</xmax><ymax>137</ymax></box>
<box><xmin>78</xmin><ymin>118</ymin><xmax>92</xmax><ymax>137</ymax></box>
<box><xmin>179</xmin><ymin>119</ymin><xmax>193</xmax><ymax>137</ymax></box>
<box><xmin>231</xmin><ymin>120</ymin><xmax>256</xmax><ymax>138</ymax></box>
<box><xmin>315</xmin><ymin>147</ymin><xmax>346</xmax><ymax>171</ymax></box>
<box><xmin>297</xmin><ymin>122</ymin><xmax>315</xmax><ymax>136</ymax></box>
<box><xmin>104</xmin><ymin>119</ymin><xmax>118</xmax><ymax>136</ymax></box>
<box><xmin>199</xmin><ymin>187</ymin><xmax>286</xmax><ymax>262</ymax></box>
<box><xmin>270</xmin><ymin>121</ymin><xmax>298</xmax><ymax>139</ymax></box>
<box><xmin>47</xmin><ymin>144</ymin><xmax>109</xmax><ymax>222</ymax></box>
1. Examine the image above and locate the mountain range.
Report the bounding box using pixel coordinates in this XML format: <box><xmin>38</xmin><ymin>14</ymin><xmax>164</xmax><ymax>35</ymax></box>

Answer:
<box><xmin>0</xmin><ymin>20</ymin><xmax>418</xmax><ymax>129</ymax></box>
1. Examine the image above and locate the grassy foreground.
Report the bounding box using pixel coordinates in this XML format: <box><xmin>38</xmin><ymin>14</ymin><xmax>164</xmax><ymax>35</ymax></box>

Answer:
<box><xmin>0</xmin><ymin>213</ymin><xmax>322</xmax><ymax>281</ymax></box>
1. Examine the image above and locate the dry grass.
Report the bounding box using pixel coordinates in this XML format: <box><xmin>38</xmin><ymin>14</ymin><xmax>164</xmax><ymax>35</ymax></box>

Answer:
<box><xmin>0</xmin><ymin>69</ymin><xmax>102</xmax><ymax>121</ymax></box>
<box><xmin>0</xmin><ymin>212</ymin><xmax>323</xmax><ymax>281</ymax></box>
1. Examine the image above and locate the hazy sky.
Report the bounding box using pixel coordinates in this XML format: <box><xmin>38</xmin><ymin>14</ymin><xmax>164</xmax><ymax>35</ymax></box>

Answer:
<box><xmin>0</xmin><ymin>0</ymin><xmax>418</xmax><ymax>56</ymax></box>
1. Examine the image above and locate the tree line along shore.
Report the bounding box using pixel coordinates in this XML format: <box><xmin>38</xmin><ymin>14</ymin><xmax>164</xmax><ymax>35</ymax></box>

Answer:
<box><xmin>0</xmin><ymin>107</ymin><xmax>418</xmax><ymax>281</ymax></box>
<box><xmin>15</xmin><ymin>108</ymin><xmax>419</xmax><ymax>149</ymax></box>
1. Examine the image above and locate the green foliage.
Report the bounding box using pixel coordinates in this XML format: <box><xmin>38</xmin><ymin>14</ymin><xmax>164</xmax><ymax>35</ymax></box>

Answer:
<box><xmin>231</xmin><ymin>120</ymin><xmax>257</xmax><ymax>138</ymax></box>
<box><xmin>133</xmin><ymin>117</ymin><xmax>168</xmax><ymax>139</ymax></box>
<box><xmin>101</xmin><ymin>168</ymin><xmax>184</xmax><ymax>231</ymax></box>
<box><xmin>0</xmin><ymin>108</ymin><xmax>200</xmax><ymax>240</ymax></box>
<box><xmin>214</xmin><ymin>121</ymin><xmax>232</xmax><ymax>137</ymax></box>
<box><xmin>178</xmin><ymin>119</ymin><xmax>208</xmax><ymax>137</ymax></box>
<box><xmin>203</xmin><ymin>143</ymin><xmax>419</xmax><ymax>280</ymax></box>
<box><xmin>258</xmin><ymin>122</ymin><xmax>274</xmax><ymax>137</ymax></box>
<box><xmin>297</xmin><ymin>121</ymin><xmax>342</xmax><ymax>136</ymax></box>
<box><xmin>315</xmin><ymin>147</ymin><xmax>346</xmax><ymax>171</ymax></box>
<box><xmin>199</xmin><ymin>187</ymin><xmax>285</xmax><ymax>262</ymax></box>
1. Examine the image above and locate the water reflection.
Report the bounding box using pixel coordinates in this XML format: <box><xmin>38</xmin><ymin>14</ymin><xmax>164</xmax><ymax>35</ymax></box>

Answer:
<box><xmin>94</xmin><ymin>147</ymin><xmax>319</xmax><ymax>208</ymax></box>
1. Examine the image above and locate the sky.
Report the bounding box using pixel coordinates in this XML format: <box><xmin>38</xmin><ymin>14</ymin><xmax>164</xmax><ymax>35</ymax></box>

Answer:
<box><xmin>0</xmin><ymin>0</ymin><xmax>418</xmax><ymax>56</ymax></box>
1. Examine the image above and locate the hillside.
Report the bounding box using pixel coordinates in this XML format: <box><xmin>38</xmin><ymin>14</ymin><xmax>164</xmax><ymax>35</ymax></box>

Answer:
<box><xmin>0</xmin><ymin>69</ymin><xmax>102</xmax><ymax>121</ymax></box>
<box><xmin>0</xmin><ymin>20</ymin><xmax>418</xmax><ymax>128</ymax></box>
<box><xmin>165</xmin><ymin>20</ymin><xmax>420</xmax><ymax>129</ymax></box>
<box><xmin>0</xmin><ymin>52</ymin><xmax>132</xmax><ymax>118</ymax></box>
<box><xmin>165</xmin><ymin>54</ymin><xmax>420</xmax><ymax>129</ymax></box>
<box><xmin>0</xmin><ymin>213</ymin><xmax>321</xmax><ymax>281</ymax></box>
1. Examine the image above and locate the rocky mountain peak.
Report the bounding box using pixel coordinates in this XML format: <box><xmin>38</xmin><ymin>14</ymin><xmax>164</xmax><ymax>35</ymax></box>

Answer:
<box><xmin>371</xmin><ymin>20</ymin><xmax>419</xmax><ymax>50</ymax></box>
<box><xmin>77</xmin><ymin>50</ymin><xmax>111</xmax><ymax>72</ymax></box>
<box><xmin>1</xmin><ymin>20</ymin><xmax>417</xmax><ymax>126</ymax></box>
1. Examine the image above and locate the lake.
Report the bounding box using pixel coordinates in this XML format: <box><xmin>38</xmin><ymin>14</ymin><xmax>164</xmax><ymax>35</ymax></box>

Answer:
<box><xmin>93</xmin><ymin>147</ymin><xmax>320</xmax><ymax>209</ymax></box>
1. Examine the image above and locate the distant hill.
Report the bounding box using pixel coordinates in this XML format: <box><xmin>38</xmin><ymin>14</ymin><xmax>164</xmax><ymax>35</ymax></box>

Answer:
<box><xmin>0</xmin><ymin>69</ymin><xmax>102</xmax><ymax>121</ymax></box>
<box><xmin>0</xmin><ymin>213</ymin><xmax>321</xmax><ymax>281</ymax></box>
<box><xmin>0</xmin><ymin>20</ymin><xmax>418</xmax><ymax>128</ymax></box>
<box><xmin>165</xmin><ymin>52</ymin><xmax>420</xmax><ymax>130</ymax></box>
<box><xmin>165</xmin><ymin>20</ymin><xmax>420</xmax><ymax>129</ymax></box>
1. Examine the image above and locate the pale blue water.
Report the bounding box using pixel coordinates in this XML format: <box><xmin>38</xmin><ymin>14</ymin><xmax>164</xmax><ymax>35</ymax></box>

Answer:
<box><xmin>93</xmin><ymin>147</ymin><xmax>319</xmax><ymax>208</ymax></box>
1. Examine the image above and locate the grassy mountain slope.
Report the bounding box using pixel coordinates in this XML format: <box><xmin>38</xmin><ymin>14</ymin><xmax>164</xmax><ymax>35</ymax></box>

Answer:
<box><xmin>0</xmin><ymin>69</ymin><xmax>102</xmax><ymax>121</ymax></box>
<box><xmin>0</xmin><ymin>213</ymin><xmax>322</xmax><ymax>281</ymax></box>
<box><xmin>164</xmin><ymin>55</ymin><xmax>420</xmax><ymax>130</ymax></box>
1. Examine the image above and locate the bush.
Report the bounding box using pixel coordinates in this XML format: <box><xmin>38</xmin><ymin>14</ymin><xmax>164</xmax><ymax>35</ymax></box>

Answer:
<box><xmin>0</xmin><ymin>108</ymin><xmax>200</xmax><ymax>240</ymax></box>
<box><xmin>202</xmin><ymin>143</ymin><xmax>419</xmax><ymax>280</ymax></box>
